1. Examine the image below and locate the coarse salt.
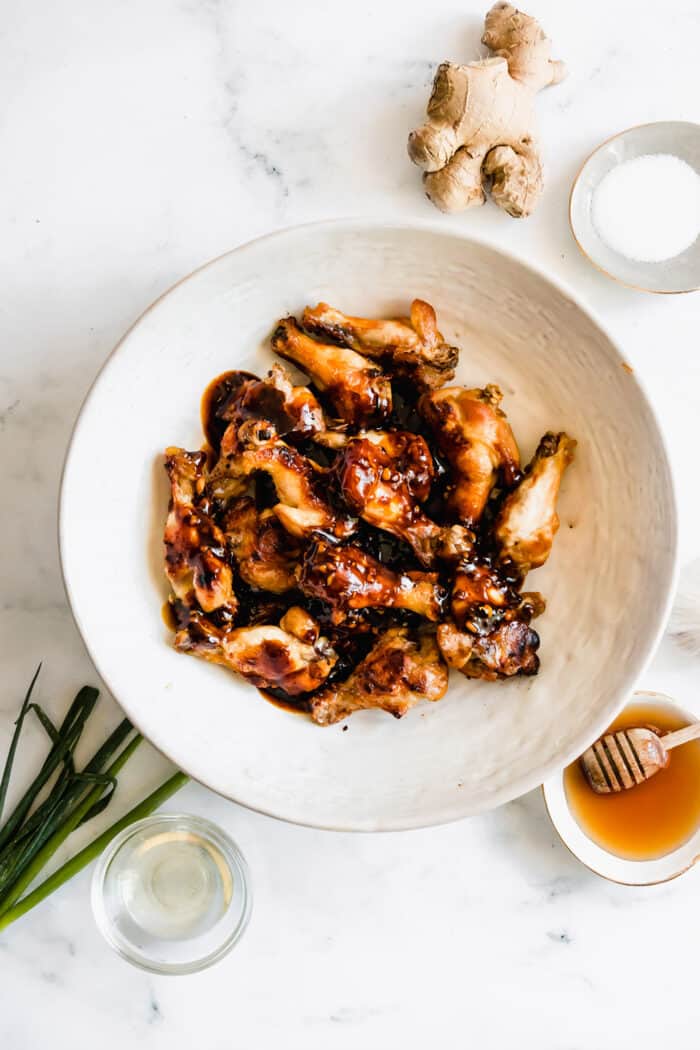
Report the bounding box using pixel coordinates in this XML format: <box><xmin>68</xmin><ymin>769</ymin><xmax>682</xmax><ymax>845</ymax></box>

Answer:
<box><xmin>591</xmin><ymin>153</ymin><xmax>700</xmax><ymax>263</ymax></box>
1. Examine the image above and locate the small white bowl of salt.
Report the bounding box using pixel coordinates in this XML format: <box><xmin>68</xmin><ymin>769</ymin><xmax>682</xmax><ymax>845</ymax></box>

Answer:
<box><xmin>569</xmin><ymin>121</ymin><xmax>700</xmax><ymax>293</ymax></box>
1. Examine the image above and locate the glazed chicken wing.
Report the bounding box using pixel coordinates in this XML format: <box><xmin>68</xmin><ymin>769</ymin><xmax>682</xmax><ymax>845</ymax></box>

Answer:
<box><xmin>223</xmin><ymin>363</ymin><xmax>326</xmax><ymax>437</ymax></box>
<box><xmin>449</xmin><ymin>556</ymin><xmax>545</xmax><ymax>636</ymax></box>
<box><xmin>271</xmin><ymin>317</ymin><xmax>392</xmax><ymax>428</ymax></box>
<box><xmin>333</xmin><ymin>430</ymin><xmax>440</xmax><ymax>565</ymax></box>
<box><xmin>300</xmin><ymin>540</ymin><xmax>445</xmax><ymax>623</ymax></box>
<box><xmin>302</xmin><ymin>299</ymin><xmax>459</xmax><ymax>392</ymax></box>
<box><xmin>174</xmin><ymin>608</ymin><xmax>336</xmax><ymax>696</ymax></box>
<box><xmin>334</xmin><ymin>430</ymin><xmax>474</xmax><ymax>566</ymax></box>
<box><xmin>450</xmin><ymin>559</ymin><xmax>515</xmax><ymax>632</ymax></box>
<box><xmin>419</xmin><ymin>384</ymin><xmax>520</xmax><ymax>525</ymax></box>
<box><xmin>494</xmin><ymin>432</ymin><xmax>576</xmax><ymax>576</ymax></box>
<box><xmin>163</xmin><ymin>448</ymin><xmax>236</xmax><ymax>615</ymax></box>
<box><xmin>221</xmin><ymin>496</ymin><xmax>301</xmax><ymax>593</ymax></box>
<box><xmin>309</xmin><ymin>627</ymin><xmax>448</xmax><ymax>725</ymax></box>
<box><xmin>437</xmin><ymin>620</ymin><xmax>540</xmax><ymax>680</ymax></box>
<box><xmin>208</xmin><ymin>419</ymin><xmax>356</xmax><ymax>540</ymax></box>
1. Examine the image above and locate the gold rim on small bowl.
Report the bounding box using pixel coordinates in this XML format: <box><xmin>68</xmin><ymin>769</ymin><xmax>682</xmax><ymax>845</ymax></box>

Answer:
<box><xmin>569</xmin><ymin>121</ymin><xmax>700</xmax><ymax>295</ymax></box>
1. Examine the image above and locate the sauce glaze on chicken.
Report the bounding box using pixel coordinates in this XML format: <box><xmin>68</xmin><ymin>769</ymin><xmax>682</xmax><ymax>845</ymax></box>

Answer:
<box><xmin>163</xmin><ymin>298</ymin><xmax>576</xmax><ymax>725</ymax></box>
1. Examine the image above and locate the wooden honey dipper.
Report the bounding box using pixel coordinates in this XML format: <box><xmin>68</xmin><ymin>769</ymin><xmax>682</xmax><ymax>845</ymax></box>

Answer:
<box><xmin>581</xmin><ymin>721</ymin><xmax>700</xmax><ymax>794</ymax></box>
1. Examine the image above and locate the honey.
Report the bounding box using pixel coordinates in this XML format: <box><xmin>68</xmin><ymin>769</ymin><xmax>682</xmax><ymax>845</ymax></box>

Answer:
<box><xmin>564</xmin><ymin>700</ymin><xmax>700</xmax><ymax>861</ymax></box>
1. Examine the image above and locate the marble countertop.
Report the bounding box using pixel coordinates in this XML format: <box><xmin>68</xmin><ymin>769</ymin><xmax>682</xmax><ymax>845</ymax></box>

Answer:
<box><xmin>2</xmin><ymin>1</ymin><xmax>699</xmax><ymax>1046</ymax></box>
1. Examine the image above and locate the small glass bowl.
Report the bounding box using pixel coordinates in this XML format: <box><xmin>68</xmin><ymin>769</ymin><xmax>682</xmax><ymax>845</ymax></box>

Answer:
<box><xmin>91</xmin><ymin>813</ymin><xmax>252</xmax><ymax>974</ymax></box>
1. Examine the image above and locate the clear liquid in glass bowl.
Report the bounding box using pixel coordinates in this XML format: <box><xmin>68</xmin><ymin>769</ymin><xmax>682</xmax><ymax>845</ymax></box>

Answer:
<box><xmin>91</xmin><ymin>814</ymin><xmax>251</xmax><ymax>974</ymax></box>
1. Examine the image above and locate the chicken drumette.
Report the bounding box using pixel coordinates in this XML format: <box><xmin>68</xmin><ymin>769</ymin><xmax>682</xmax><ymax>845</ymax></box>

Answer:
<box><xmin>301</xmin><ymin>299</ymin><xmax>459</xmax><ymax>392</ymax></box>
<box><xmin>420</xmin><ymin>384</ymin><xmax>520</xmax><ymax>525</ymax></box>
<box><xmin>334</xmin><ymin>430</ymin><xmax>472</xmax><ymax>567</ymax></box>
<box><xmin>271</xmin><ymin>317</ymin><xmax>392</xmax><ymax>428</ymax></box>
<box><xmin>437</xmin><ymin>620</ymin><xmax>540</xmax><ymax>681</ymax></box>
<box><xmin>174</xmin><ymin>606</ymin><xmax>337</xmax><ymax>696</ymax></box>
<box><xmin>221</xmin><ymin>496</ymin><xmax>301</xmax><ymax>594</ymax></box>
<box><xmin>309</xmin><ymin>627</ymin><xmax>448</xmax><ymax>725</ymax></box>
<box><xmin>163</xmin><ymin>448</ymin><xmax>236</xmax><ymax>615</ymax></box>
<box><xmin>208</xmin><ymin>419</ymin><xmax>356</xmax><ymax>540</ymax></box>
<box><xmin>300</xmin><ymin>540</ymin><xmax>445</xmax><ymax>623</ymax></box>
<box><xmin>494</xmin><ymin>432</ymin><xmax>576</xmax><ymax>577</ymax></box>
<box><xmin>219</xmin><ymin>363</ymin><xmax>326</xmax><ymax>438</ymax></box>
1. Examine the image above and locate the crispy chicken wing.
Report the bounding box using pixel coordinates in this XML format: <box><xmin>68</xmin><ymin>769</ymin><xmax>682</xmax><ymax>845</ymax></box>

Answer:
<box><xmin>174</xmin><ymin>608</ymin><xmax>336</xmax><ymax>696</ymax></box>
<box><xmin>163</xmin><ymin>448</ymin><xmax>236</xmax><ymax>615</ymax></box>
<box><xmin>300</xmin><ymin>540</ymin><xmax>445</xmax><ymax>623</ymax></box>
<box><xmin>419</xmin><ymin>384</ymin><xmax>520</xmax><ymax>525</ymax></box>
<box><xmin>494</xmin><ymin>432</ymin><xmax>576</xmax><ymax>576</ymax></box>
<box><xmin>309</xmin><ymin>627</ymin><xmax>448</xmax><ymax>725</ymax></box>
<box><xmin>221</xmin><ymin>496</ymin><xmax>301</xmax><ymax>593</ymax></box>
<box><xmin>437</xmin><ymin>620</ymin><xmax>540</xmax><ymax>680</ymax></box>
<box><xmin>271</xmin><ymin>317</ymin><xmax>392</xmax><ymax>428</ymax></box>
<box><xmin>302</xmin><ymin>299</ymin><xmax>459</xmax><ymax>391</ymax></box>
<box><xmin>209</xmin><ymin>420</ymin><xmax>356</xmax><ymax>539</ymax></box>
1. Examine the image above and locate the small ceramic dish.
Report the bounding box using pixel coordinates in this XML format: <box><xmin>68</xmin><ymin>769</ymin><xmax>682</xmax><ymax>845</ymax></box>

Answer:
<box><xmin>569</xmin><ymin>121</ymin><xmax>700</xmax><ymax>293</ymax></box>
<box><xmin>543</xmin><ymin>693</ymin><xmax>700</xmax><ymax>885</ymax></box>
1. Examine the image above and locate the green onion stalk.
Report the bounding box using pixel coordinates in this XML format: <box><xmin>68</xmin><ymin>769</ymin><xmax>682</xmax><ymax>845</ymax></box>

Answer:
<box><xmin>0</xmin><ymin>668</ymin><xmax>189</xmax><ymax>932</ymax></box>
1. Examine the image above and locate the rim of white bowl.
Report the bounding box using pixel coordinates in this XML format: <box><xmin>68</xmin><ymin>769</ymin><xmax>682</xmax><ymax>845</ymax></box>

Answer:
<box><xmin>57</xmin><ymin>217</ymin><xmax>680</xmax><ymax>831</ymax></box>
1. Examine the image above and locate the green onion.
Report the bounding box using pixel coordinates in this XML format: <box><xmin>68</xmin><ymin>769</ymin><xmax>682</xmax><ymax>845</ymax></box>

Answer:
<box><xmin>0</xmin><ymin>683</ymin><xmax>101</xmax><ymax>854</ymax></box>
<box><xmin>0</xmin><ymin>732</ymin><xmax>143</xmax><ymax>917</ymax></box>
<box><xmin>0</xmin><ymin>664</ymin><xmax>43</xmax><ymax>825</ymax></box>
<box><xmin>0</xmin><ymin>770</ymin><xmax>189</xmax><ymax>932</ymax></box>
<box><xmin>0</xmin><ymin>668</ymin><xmax>189</xmax><ymax>932</ymax></box>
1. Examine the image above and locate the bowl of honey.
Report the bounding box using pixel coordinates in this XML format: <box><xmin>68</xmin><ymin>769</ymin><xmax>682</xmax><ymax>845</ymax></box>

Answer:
<box><xmin>543</xmin><ymin>692</ymin><xmax>700</xmax><ymax>885</ymax></box>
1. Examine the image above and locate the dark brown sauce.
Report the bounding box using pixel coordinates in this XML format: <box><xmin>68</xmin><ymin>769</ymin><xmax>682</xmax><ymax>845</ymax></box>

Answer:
<box><xmin>201</xmin><ymin>369</ymin><xmax>258</xmax><ymax>453</ymax></box>
<box><xmin>258</xmin><ymin>689</ymin><xmax>309</xmax><ymax>715</ymax></box>
<box><xmin>162</xmin><ymin>599</ymin><xmax>177</xmax><ymax>631</ymax></box>
<box><xmin>564</xmin><ymin>700</ymin><xmax>700</xmax><ymax>861</ymax></box>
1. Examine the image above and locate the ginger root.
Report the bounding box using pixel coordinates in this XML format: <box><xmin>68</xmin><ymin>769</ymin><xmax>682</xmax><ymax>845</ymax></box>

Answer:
<box><xmin>407</xmin><ymin>2</ymin><xmax>565</xmax><ymax>217</ymax></box>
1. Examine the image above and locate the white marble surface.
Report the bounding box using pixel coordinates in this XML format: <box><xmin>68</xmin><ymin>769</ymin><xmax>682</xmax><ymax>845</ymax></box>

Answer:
<box><xmin>1</xmin><ymin>0</ymin><xmax>699</xmax><ymax>1045</ymax></box>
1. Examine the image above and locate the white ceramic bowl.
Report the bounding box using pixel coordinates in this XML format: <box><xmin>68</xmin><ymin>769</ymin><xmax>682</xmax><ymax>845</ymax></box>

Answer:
<box><xmin>59</xmin><ymin>220</ymin><xmax>678</xmax><ymax>831</ymax></box>
<box><xmin>569</xmin><ymin>121</ymin><xmax>700</xmax><ymax>293</ymax></box>
<box><xmin>543</xmin><ymin>694</ymin><xmax>700</xmax><ymax>885</ymax></box>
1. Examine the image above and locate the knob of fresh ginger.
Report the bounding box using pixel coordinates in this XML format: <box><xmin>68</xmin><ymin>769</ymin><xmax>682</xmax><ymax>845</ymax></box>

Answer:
<box><xmin>407</xmin><ymin>3</ymin><xmax>566</xmax><ymax>218</ymax></box>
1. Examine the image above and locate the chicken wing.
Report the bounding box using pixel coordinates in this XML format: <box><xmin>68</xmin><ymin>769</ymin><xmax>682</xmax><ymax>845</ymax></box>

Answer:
<box><xmin>174</xmin><ymin>608</ymin><xmax>337</xmax><ymax>696</ymax></box>
<box><xmin>309</xmin><ymin>627</ymin><xmax>448</xmax><ymax>725</ymax></box>
<box><xmin>208</xmin><ymin>419</ymin><xmax>356</xmax><ymax>540</ymax></box>
<box><xmin>449</xmin><ymin>556</ymin><xmax>545</xmax><ymax>636</ymax></box>
<box><xmin>221</xmin><ymin>496</ymin><xmax>301</xmax><ymax>593</ymax></box>
<box><xmin>494</xmin><ymin>432</ymin><xmax>576</xmax><ymax>576</ymax></box>
<box><xmin>419</xmin><ymin>384</ymin><xmax>520</xmax><ymax>525</ymax></box>
<box><xmin>279</xmin><ymin>606</ymin><xmax>320</xmax><ymax>645</ymax></box>
<box><xmin>271</xmin><ymin>317</ymin><xmax>392</xmax><ymax>428</ymax></box>
<box><xmin>222</xmin><ymin>363</ymin><xmax>326</xmax><ymax>437</ymax></box>
<box><xmin>163</xmin><ymin>448</ymin><xmax>236</xmax><ymax>615</ymax></box>
<box><xmin>302</xmin><ymin>299</ymin><xmax>459</xmax><ymax>391</ymax></box>
<box><xmin>300</xmin><ymin>540</ymin><xmax>445</xmax><ymax>623</ymax></box>
<box><xmin>333</xmin><ymin>430</ymin><xmax>445</xmax><ymax>565</ymax></box>
<box><xmin>437</xmin><ymin>620</ymin><xmax>540</xmax><ymax>680</ymax></box>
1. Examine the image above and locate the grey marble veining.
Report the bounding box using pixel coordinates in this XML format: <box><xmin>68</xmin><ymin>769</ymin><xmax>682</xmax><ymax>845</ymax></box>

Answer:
<box><xmin>2</xmin><ymin>0</ymin><xmax>700</xmax><ymax>1046</ymax></box>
